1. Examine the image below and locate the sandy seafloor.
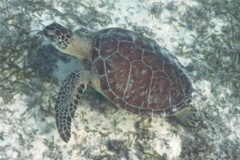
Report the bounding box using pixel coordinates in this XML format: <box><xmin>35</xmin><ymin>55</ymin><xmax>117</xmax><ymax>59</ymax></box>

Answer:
<box><xmin>0</xmin><ymin>0</ymin><xmax>240</xmax><ymax>159</ymax></box>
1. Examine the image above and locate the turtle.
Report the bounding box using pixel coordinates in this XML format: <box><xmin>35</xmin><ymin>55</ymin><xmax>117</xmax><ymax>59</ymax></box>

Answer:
<box><xmin>43</xmin><ymin>22</ymin><xmax>194</xmax><ymax>143</ymax></box>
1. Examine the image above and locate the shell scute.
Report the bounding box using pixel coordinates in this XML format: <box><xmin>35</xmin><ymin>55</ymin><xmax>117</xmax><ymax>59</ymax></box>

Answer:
<box><xmin>139</xmin><ymin>108</ymin><xmax>153</xmax><ymax>116</ymax></box>
<box><xmin>110</xmin><ymin>29</ymin><xmax>134</xmax><ymax>41</ymax></box>
<box><xmin>99</xmin><ymin>75</ymin><xmax>109</xmax><ymax>91</ymax></box>
<box><xmin>133</xmin><ymin>36</ymin><xmax>155</xmax><ymax>51</ymax></box>
<box><xmin>105</xmin><ymin>52</ymin><xmax>130</xmax><ymax>97</ymax></box>
<box><xmin>113</xmin><ymin>98</ymin><xmax>127</xmax><ymax>109</ymax></box>
<box><xmin>94</xmin><ymin>58</ymin><xmax>105</xmax><ymax>75</ymax></box>
<box><xmin>143</xmin><ymin>50</ymin><xmax>164</xmax><ymax>71</ymax></box>
<box><xmin>149</xmin><ymin>71</ymin><xmax>170</xmax><ymax>108</ymax></box>
<box><xmin>104</xmin><ymin>90</ymin><xmax>115</xmax><ymax>100</ymax></box>
<box><xmin>164</xmin><ymin>62</ymin><xmax>181</xmax><ymax>82</ymax></box>
<box><xmin>119</xmin><ymin>41</ymin><xmax>142</xmax><ymax>62</ymax></box>
<box><xmin>126</xmin><ymin>104</ymin><xmax>139</xmax><ymax>115</ymax></box>
<box><xmin>99</xmin><ymin>35</ymin><xmax>118</xmax><ymax>58</ymax></box>
<box><xmin>170</xmin><ymin>79</ymin><xmax>185</xmax><ymax>105</ymax></box>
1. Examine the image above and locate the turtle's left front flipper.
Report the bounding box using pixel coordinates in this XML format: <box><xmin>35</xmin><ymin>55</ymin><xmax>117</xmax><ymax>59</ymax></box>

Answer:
<box><xmin>55</xmin><ymin>70</ymin><xmax>89</xmax><ymax>143</ymax></box>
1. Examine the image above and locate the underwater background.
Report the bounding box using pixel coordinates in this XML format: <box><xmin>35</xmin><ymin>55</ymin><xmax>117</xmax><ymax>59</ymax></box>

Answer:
<box><xmin>0</xmin><ymin>0</ymin><xmax>240</xmax><ymax>159</ymax></box>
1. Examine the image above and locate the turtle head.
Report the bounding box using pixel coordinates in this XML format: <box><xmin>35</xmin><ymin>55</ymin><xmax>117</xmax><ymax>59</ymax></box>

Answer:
<box><xmin>44</xmin><ymin>23</ymin><xmax>73</xmax><ymax>53</ymax></box>
<box><xmin>44</xmin><ymin>23</ymin><xmax>91</xmax><ymax>60</ymax></box>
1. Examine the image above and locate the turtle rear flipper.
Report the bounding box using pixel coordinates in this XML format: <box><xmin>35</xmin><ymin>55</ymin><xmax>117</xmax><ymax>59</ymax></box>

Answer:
<box><xmin>55</xmin><ymin>70</ymin><xmax>89</xmax><ymax>143</ymax></box>
<box><xmin>168</xmin><ymin>107</ymin><xmax>200</xmax><ymax>128</ymax></box>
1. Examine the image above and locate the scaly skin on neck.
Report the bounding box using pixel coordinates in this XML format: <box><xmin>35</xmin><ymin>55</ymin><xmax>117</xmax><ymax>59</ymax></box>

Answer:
<box><xmin>64</xmin><ymin>34</ymin><xmax>92</xmax><ymax>61</ymax></box>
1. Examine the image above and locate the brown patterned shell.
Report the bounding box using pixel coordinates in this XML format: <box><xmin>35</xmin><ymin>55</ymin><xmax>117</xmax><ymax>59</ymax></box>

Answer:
<box><xmin>91</xmin><ymin>28</ymin><xmax>194</xmax><ymax>117</ymax></box>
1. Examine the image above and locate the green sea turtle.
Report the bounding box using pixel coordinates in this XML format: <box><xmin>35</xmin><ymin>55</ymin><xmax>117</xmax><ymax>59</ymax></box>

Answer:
<box><xmin>43</xmin><ymin>23</ymin><xmax>194</xmax><ymax>143</ymax></box>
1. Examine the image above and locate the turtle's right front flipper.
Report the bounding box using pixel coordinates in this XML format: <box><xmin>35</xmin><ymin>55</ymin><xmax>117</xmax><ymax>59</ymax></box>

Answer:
<box><xmin>55</xmin><ymin>70</ymin><xmax>89</xmax><ymax>143</ymax></box>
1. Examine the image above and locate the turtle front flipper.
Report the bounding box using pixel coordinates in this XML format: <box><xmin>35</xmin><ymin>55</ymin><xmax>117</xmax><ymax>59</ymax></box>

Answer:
<box><xmin>55</xmin><ymin>70</ymin><xmax>89</xmax><ymax>143</ymax></box>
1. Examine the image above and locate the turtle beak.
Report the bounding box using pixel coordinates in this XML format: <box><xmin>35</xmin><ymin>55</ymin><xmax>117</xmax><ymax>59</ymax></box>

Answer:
<box><xmin>43</xmin><ymin>26</ymin><xmax>55</xmax><ymax>39</ymax></box>
<box><xmin>43</xmin><ymin>30</ymin><xmax>52</xmax><ymax>39</ymax></box>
